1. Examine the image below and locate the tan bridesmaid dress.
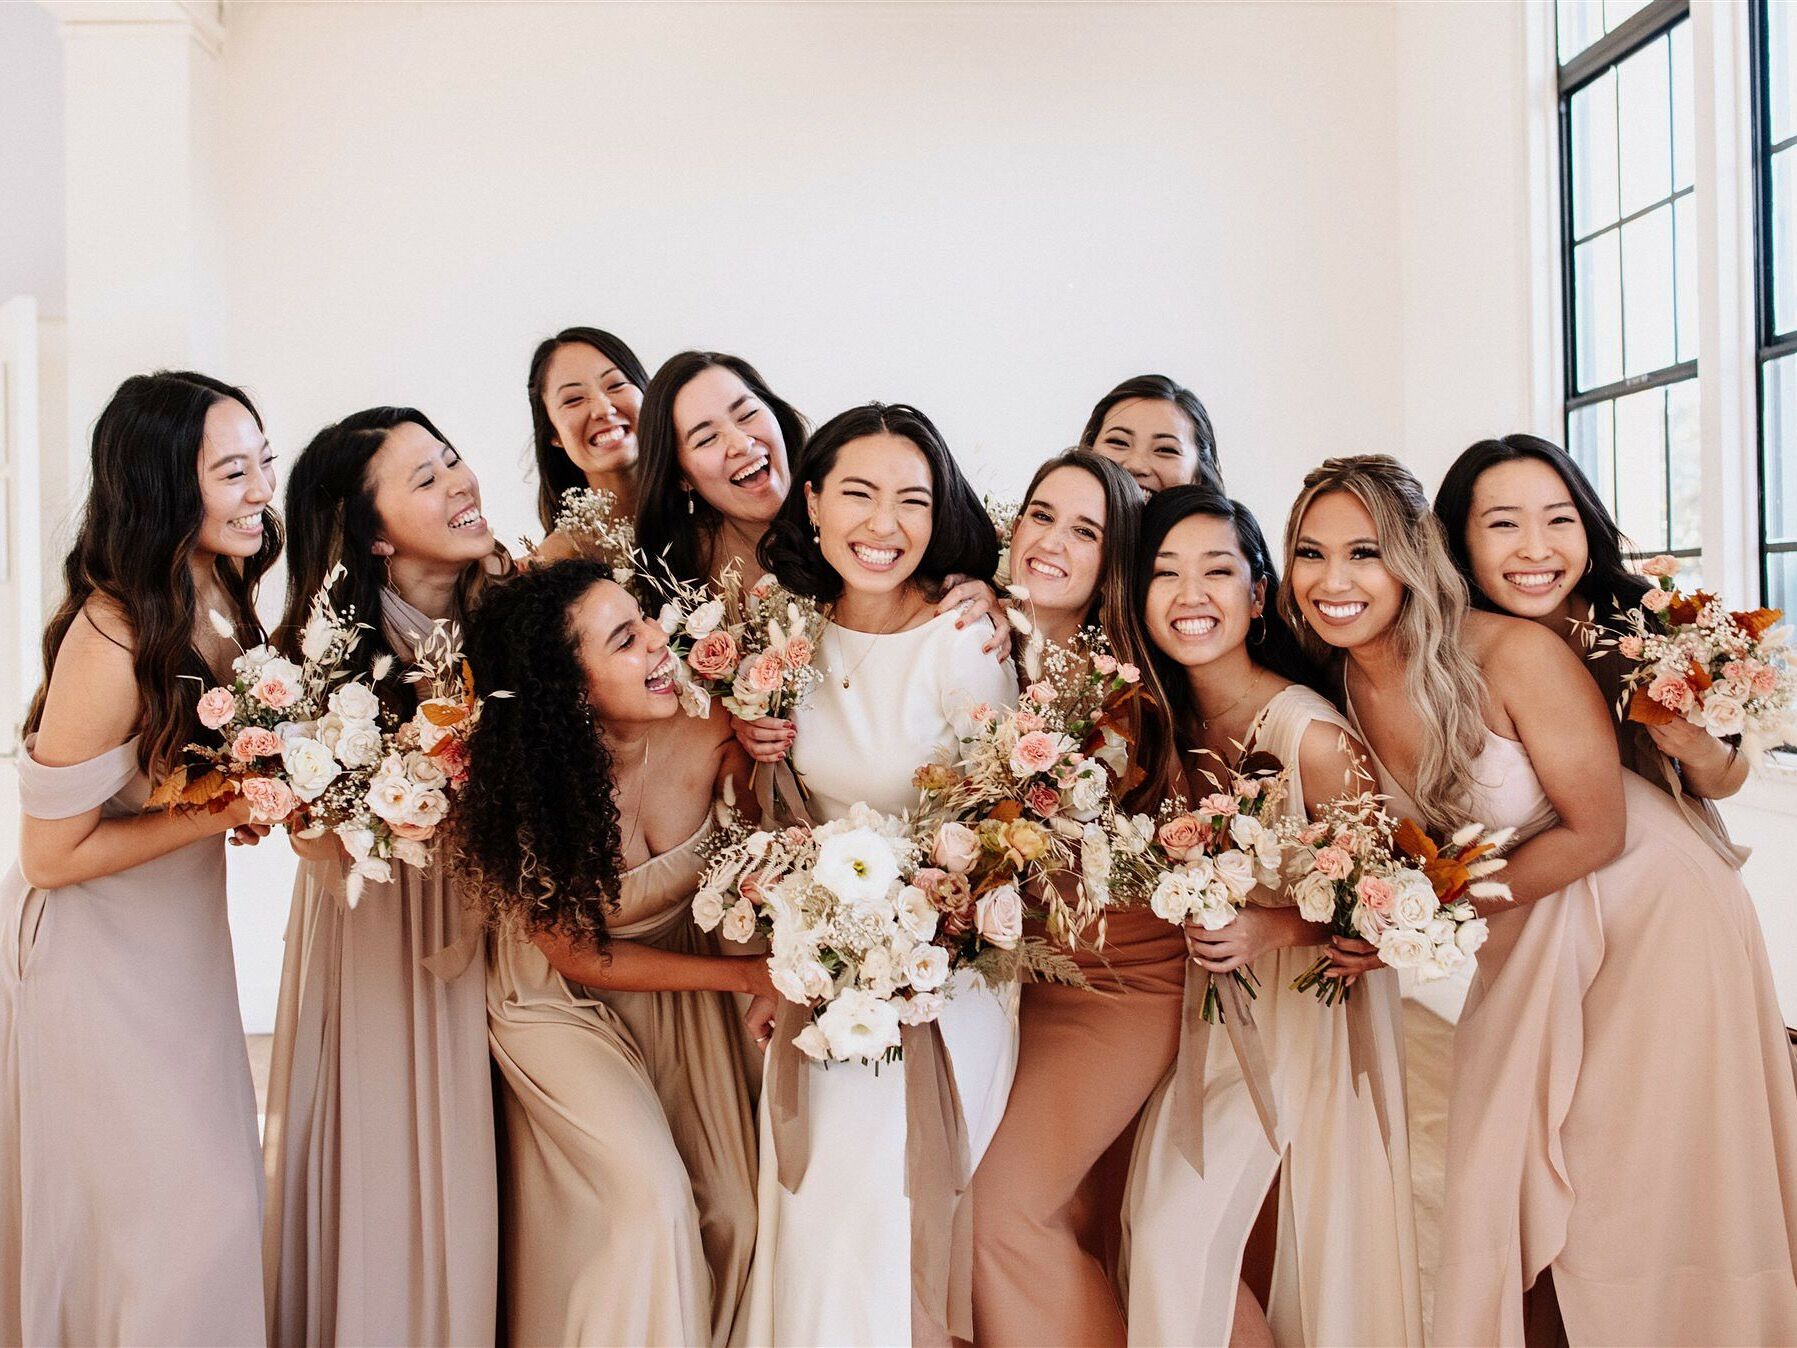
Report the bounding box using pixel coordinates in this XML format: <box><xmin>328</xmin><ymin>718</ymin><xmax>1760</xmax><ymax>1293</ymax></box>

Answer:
<box><xmin>1350</xmin><ymin>699</ymin><xmax>1797</xmax><ymax>1345</ymax></box>
<box><xmin>1122</xmin><ymin>686</ymin><xmax>1422</xmax><ymax>1347</ymax></box>
<box><xmin>261</xmin><ymin>592</ymin><xmax>498</xmax><ymax>1346</ymax></box>
<box><xmin>1</xmin><ymin>736</ymin><xmax>265</xmax><ymax>1345</ymax></box>
<box><xmin>487</xmin><ymin>808</ymin><xmax>758</xmax><ymax>1348</ymax></box>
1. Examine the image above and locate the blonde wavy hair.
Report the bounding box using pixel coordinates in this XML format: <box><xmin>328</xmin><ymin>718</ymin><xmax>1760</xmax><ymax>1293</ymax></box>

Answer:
<box><xmin>1277</xmin><ymin>454</ymin><xmax>1488</xmax><ymax>832</ymax></box>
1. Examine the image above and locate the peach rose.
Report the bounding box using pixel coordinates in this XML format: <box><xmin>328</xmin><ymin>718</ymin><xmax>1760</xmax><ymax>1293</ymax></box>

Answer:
<box><xmin>1641</xmin><ymin>587</ymin><xmax>1673</xmax><ymax>613</ymax></box>
<box><xmin>1156</xmin><ymin>813</ymin><xmax>1204</xmax><ymax>861</ymax></box>
<box><xmin>688</xmin><ymin>630</ymin><xmax>739</xmax><ymax>679</ymax></box>
<box><xmin>1026</xmin><ymin>681</ymin><xmax>1056</xmax><ymax>705</ymax></box>
<box><xmin>1025</xmin><ymin>782</ymin><xmax>1061</xmax><ymax>817</ymax></box>
<box><xmin>1312</xmin><ymin>846</ymin><xmax>1354</xmax><ymax>881</ymax></box>
<box><xmin>1639</xmin><ymin>554</ymin><xmax>1681</xmax><ymax>579</ymax></box>
<box><xmin>196</xmin><ymin>687</ymin><xmax>237</xmax><ymax>731</ymax></box>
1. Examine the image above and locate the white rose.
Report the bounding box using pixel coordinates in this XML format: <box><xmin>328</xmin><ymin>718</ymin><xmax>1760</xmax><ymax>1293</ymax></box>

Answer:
<box><xmin>1092</xmin><ymin>725</ymin><xmax>1129</xmax><ymax>776</ymax></box>
<box><xmin>896</xmin><ymin>990</ymin><xmax>946</xmax><ymax>1026</ymax></box>
<box><xmin>721</xmin><ymin>899</ymin><xmax>757</xmax><ymax>944</ymax></box>
<box><xmin>366</xmin><ymin>773</ymin><xmax>412</xmax><ymax>825</ymax></box>
<box><xmin>1292</xmin><ymin>869</ymin><xmax>1338</xmax><ymax>923</ymax></box>
<box><xmin>683</xmin><ymin>598</ymin><xmax>726</xmax><ymax>638</ymax></box>
<box><xmin>1352</xmin><ymin>901</ymin><xmax>1389</xmax><ymax>942</ymax></box>
<box><xmin>402</xmin><ymin>786</ymin><xmax>450</xmax><ymax>830</ymax></box>
<box><xmin>1228</xmin><ymin>815</ymin><xmax>1265</xmax><ymax>852</ymax></box>
<box><xmin>895</xmin><ymin>885</ymin><xmax>939</xmax><ymax>941</ymax></box>
<box><xmin>1212</xmin><ymin>850</ymin><xmax>1258</xmax><ymax>900</ymax></box>
<box><xmin>1699</xmin><ymin>694</ymin><xmax>1747</xmax><ymax>738</ymax></box>
<box><xmin>816</xmin><ymin>987</ymin><xmax>902</xmax><ymax>1062</ymax></box>
<box><xmin>1149</xmin><ymin>871</ymin><xmax>1200</xmax><ymax>924</ymax></box>
<box><xmin>282</xmin><ymin>736</ymin><xmax>342</xmax><ymax>803</ymax></box>
<box><xmin>237</xmin><ymin>644</ymin><xmax>278</xmax><ymax>676</ymax></box>
<box><xmin>1454</xmin><ymin>917</ymin><xmax>1489</xmax><ymax>957</ymax></box>
<box><xmin>334</xmin><ymin>719</ymin><xmax>384</xmax><ymax>770</ymax></box>
<box><xmin>405</xmin><ymin>751</ymin><xmax>448</xmax><ymax>789</ymax></box>
<box><xmin>793</xmin><ymin>1023</ymin><xmax>831</xmax><ymax>1061</ymax></box>
<box><xmin>813</xmin><ymin>827</ymin><xmax>901</xmax><ymax>906</ymax></box>
<box><xmin>974</xmin><ymin>884</ymin><xmax>1024</xmax><ymax>949</ymax></box>
<box><xmin>904</xmin><ymin>943</ymin><xmax>951</xmax><ymax>992</ymax></box>
<box><xmin>1390</xmin><ymin>871</ymin><xmax>1440</xmax><ymax>928</ymax></box>
<box><xmin>328</xmin><ymin>681</ymin><xmax>381</xmax><ymax>723</ymax></box>
<box><xmin>315</xmin><ymin>712</ymin><xmax>345</xmax><ymax>752</ymax></box>
<box><xmin>1425</xmin><ymin>941</ymin><xmax>1468</xmax><ymax>981</ymax></box>
<box><xmin>1375</xmin><ymin>926</ymin><xmax>1432</xmax><ymax>969</ymax></box>
<box><xmin>692</xmin><ymin>889</ymin><xmax>727</xmax><ymax>932</ymax></box>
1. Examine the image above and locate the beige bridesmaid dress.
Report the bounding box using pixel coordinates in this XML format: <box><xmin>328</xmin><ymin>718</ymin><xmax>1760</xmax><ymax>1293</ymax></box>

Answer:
<box><xmin>1351</xmin><ymin>700</ymin><xmax>1797</xmax><ymax>1345</ymax></box>
<box><xmin>0</xmin><ymin>736</ymin><xmax>265</xmax><ymax>1345</ymax></box>
<box><xmin>487</xmin><ymin>809</ymin><xmax>758</xmax><ymax>1347</ymax></box>
<box><xmin>261</xmin><ymin>592</ymin><xmax>498</xmax><ymax>1346</ymax></box>
<box><xmin>1122</xmin><ymin>686</ymin><xmax>1422</xmax><ymax>1347</ymax></box>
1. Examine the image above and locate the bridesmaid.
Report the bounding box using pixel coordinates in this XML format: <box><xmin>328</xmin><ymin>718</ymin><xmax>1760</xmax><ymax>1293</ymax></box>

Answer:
<box><xmin>1435</xmin><ymin>433</ymin><xmax>1746</xmax><ymax>862</ymax></box>
<box><xmin>450</xmin><ymin>558</ymin><xmax>766</xmax><ymax>1347</ymax></box>
<box><xmin>1118</xmin><ymin>486</ymin><xmax>1421</xmax><ymax>1348</ymax></box>
<box><xmin>528</xmin><ymin>325</ymin><xmax>650</xmax><ymax>561</ymax></box>
<box><xmin>261</xmin><ymin>407</ymin><xmax>501</xmax><ymax>1346</ymax></box>
<box><xmin>970</xmin><ymin>449</ymin><xmax>1185</xmax><ymax>1345</ymax></box>
<box><xmin>1</xmin><ymin>371</ymin><xmax>274</xmax><ymax>1344</ymax></box>
<box><xmin>735</xmin><ymin>402</ymin><xmax>1019</xmax><ymax>1345</ymax></box>
<box><xmin>1283</xmin><ymin>455</ymin><xmax>1797</xmax><ymax>1345</ymax></box>
<box><xmin>1078</xmin><ymin>373</ymin><xmax>1224</xmax><ymax>493</ymax></box>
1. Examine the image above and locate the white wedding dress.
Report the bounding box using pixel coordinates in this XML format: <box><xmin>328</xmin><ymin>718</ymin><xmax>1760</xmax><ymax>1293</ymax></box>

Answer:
<box><xmin>734</xmin><ymin>610</ymin><xmax>1020</xmax><ymax>1347</ymax></box>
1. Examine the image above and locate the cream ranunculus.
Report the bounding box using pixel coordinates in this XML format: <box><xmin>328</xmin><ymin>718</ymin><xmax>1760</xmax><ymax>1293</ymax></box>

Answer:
<box><xmin>813</xmin><ymin>827</ymin><xmax>902</xmax><ymax>906</ymax></box>
<box><xmin>974</xmin><ymin>884</ymin><xmax>1023</xmax><ymax>949</ymax></box>
<box><xmin>816</xmin><ymin>987</ymin><xmax>902</xmax><ymax>1062</ymax></box>
<box><xmin>282</xmin><ymin>735</ymin><xmax>342</xmax><ymax>803</ymax></box>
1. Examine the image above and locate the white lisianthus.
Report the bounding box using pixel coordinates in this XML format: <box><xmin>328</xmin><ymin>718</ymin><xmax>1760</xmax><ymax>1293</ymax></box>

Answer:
<box><xmin>769</xmin><ymin>961</ymin><xmax>811</xmax><ymax>1003</ymax></box>
<box><xmin>315</xmin><ymin>712</ymin><xmax>345</xmax><ymax>752</ymax></box>
<box><xmin>1390</xmin><ymin>871</ymin><xmax>1440</xmax><ymax>928</ymax></box>
<box><xmin>692</xmin><ymin>889</ymin><xmax>727</xmax><ymax>932</ymax></box>
<box><xmin>329</xmin><ymin>681</ymin><xmax>381</xmax><ymax>723</ymax></box>
<box><xmin>683</xmin><ymin>598</ymin><xmax>726</xmax><ymax>639</ymax></box>
<box><xmin>1293</xmin><ymin>869</ymin><xmax>1339</xmax><ymax>923</ymax></box>
<box><xmin>816</xmin><ymin>987</ymin><xmax>902</xmax><ymax>1062</ymax></box>
<box><xmin>895</xmin><ymin>885</ymin><xmax>939</xmax><ymax>940</ymax></box>
<box><xmin>334</xmin><ymin>719</ymin><xmax>384</xmax><ymax>770</ymax></box>
<box><xmin>813</xmin><ymin>827</ymin><xmax>902</xmax><ymax>905</ymax></box>
<box><xmin>1092</xmin><ymin>725</ymin><xmax>1129</xmax><ymax>777</ymax></box>
<box><xmin>793</xmin><ymin>1023</ymin><xmax>832</xmax><ymax>1061</ymax></box>
<box><xmin>721</xmin><ymin>899</ymin><xmax>758</xmax><ymax>944</ymax></box>
<box><xmin>974</xmin><ymin>884</ymin><xmax>1023</xmax><ymax>949</ymax></box>
<box><xmin>904</xmin><ymin>942</ymin><xmax>951</xmax><ymax>992</ymax></box>
<box><xmin>1212</xmin><ymin>850</ymin><xmax>1258</xmax><ymax>900</ymax></box>
<box><xmin>282</xmin><ymin>736</ymin><xmax>342</xmax><ymax>802</ymax></box>
<box><xmin>1375</xmin><ymin>926</ymin><xmax>1432</xmax><ymax>969</ymax></box>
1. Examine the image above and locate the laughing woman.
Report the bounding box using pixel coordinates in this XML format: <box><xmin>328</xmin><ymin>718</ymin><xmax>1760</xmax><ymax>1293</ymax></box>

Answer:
<box><xmin>1283</xmin><ymin>455</ymin><xmax>1797</xmax><ymax>1346</ymax></box>
<box><xmin>735</xmin><ymin>403</ymin><xmax>1019</xmax><ymax>1346</ymax></box>
<box><xmin>1</xmin><ymin>372</ymin><xmax>275</xmax><ymax>1346</ymax></box>
<box><xmin>1078</xmin><ymin>374</ymin><xmax>1224</xmax><ymax>494</ymax></box>
<box><xmin>528</xmin><ymin>326</ymin><xmax>651</xmax><ymax>560</ymax></box>
<box><xmin>261</xmin><ymin>408</ymin><xmax>502</xmax><ymax>1347</ymax></box>
<box><xmin>452</xmin><ymin>558</ymin><xmax>765</xmax><ymax>1347</ymax></box>
<box><xmin>970</xmin><ymin>449</ymin><xmax>1186</xmax><ymax>1345</ymax></box>
<box><xmin>1119</xmin><ymin>486</ymin><xmax>1420</xmax><ymax>1348</ymax></box>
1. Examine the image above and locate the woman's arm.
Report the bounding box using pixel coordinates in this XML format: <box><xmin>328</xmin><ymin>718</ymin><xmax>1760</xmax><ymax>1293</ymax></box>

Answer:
<box><xmin>20</xmin><ymin>605</ymin><xmax>257</xmax><ymax>890</ymax></box>
<box><xmin>532</xmin><ymin>928</ymin><xmax>776</xmax><ymax>1000</ymax></box>
<box><xmin>1645</xmin><ymin>718</ymin><xmax>1750</xmax><ymax>800</ymax></box>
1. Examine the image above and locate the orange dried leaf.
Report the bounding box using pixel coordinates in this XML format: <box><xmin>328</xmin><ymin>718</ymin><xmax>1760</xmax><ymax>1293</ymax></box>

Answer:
<box><xmin>1732</xmin><ymin>607</ymin><xmax>1783</xmax><ymax>639</ymax></box>
<box><xmin>991</xmin><ymin>799</ymin><xmax>1023</xmax><ymax>823</ymax></box>
<box><xmin>1627</xmin><ymin>687</ymin><xmax>1679</xmax><ymax>726</ymax></box>
<box><xmin>420</xmin><ymin>702</ymin><xmax>467</xmax><ymax>728</ymax></box>
<box><xmin>1394</xmin><ymin>817</ymin><xmax>1435</xmax><ymax>862</ymax></box>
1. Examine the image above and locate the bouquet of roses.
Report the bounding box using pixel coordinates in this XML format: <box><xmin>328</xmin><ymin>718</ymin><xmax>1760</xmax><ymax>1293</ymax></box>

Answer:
<box><xmin>912</xmin><ymin>629</ymin><xmax>1141</xmax><ymax>943</ymax></box>
<box><xmin>649</xmin><ymin>563</ymin><xmax>826</xmax><ymax>728</ymax></box>
<box><xmin>695</xmin><ymin>802</ymin><xmax>1077</xmax><ymax>1064</ymax></box>
<box><xmin>1099</xmin><ymin>758</ymin><xmax>1288</xmax><ymax>1021</ymax></box>
<box><xmin>1283</xmin><ymin>796</ymin><xmax>1512</xmax><ymax>1004</ymax></box>
<box><xmin>1603</xmin><ymin>554</ymin><xmax>1795</xmax><ymax>760</ymax></box>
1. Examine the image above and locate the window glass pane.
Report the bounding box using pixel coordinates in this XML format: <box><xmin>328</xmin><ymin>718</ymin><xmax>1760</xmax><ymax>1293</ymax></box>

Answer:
<box><xmin>1570</xmin><ymin>71</ymin><xmax>1620</xmax><ymax>237</ymax></box>
<box><xmin>1765</xmin><ymin>352</ymin><xmax>1797</xmax><ymax>546</ymax></box>
<box><xmin>1569</xmin><ymin>400</ymin><xmax>1616</xmax><ymax>509</ymax></box>
<box><xmin>1771</xmin><ymin>0</ymin><xmax>1797</xmax><ymax>146</ymax></box>
<box><xmin>1671</xmin><ymin>21</ymin><xmax>1694</xmax><ymax>191</ymax></box>
<box><xmin>1622</xmin><ymin>205</ymin><xmax>1676</xmax><ymax>376</ymax></box>
<box><xmin>1605</xmin><ymin>0</ymin><xmax>1652</xmax><ymax>31</ymax></box>
<box><xmin>1667</xmin><ymin>378</ymin><xmax>1701</xmax><ymax>552</ymax></box>
<box><xmin>1767</xmin><ymin>550</ymin><xmax>1797</xmax><ymax>619</ymax></box>
<box><xmin>1617</xmin><ymin>34</ymin><xmax>1672</xmax><ymax>217</ymax></box>
<box><xmin>1614</xmin><ymin>385</ymin><xmax>1669</xmax><ymax>551</ymax></box>
<box><xmin>1776</xmin><ymin>146</ymin><xmax>1797</xmax><ymax>336</ymax></box>
<box><xmin>1674</xmin><ymin>193</ymin><xmax>1698</xmax><ymax>362</ymax></box>
<box><xmin>1559</xmin><ymin>0</ymin><xmax>1606</xmax><ymax>64</ymax></box>
<box><xmin>1575</xmin><ymin>231</ymin><xmax>1624</xmax><ymax>391</ymax></box>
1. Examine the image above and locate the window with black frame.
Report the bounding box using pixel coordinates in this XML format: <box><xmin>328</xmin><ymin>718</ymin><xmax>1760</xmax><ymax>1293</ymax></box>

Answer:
<box><xmin>1558</xmin><ymin>0</ymin><xmax>1699</xmax><ymax>581</ymax></box>
<box><xmin>1756</xmin><ymin>0</ymin><xmax>1797</xmax><ymax>613</ymax></box>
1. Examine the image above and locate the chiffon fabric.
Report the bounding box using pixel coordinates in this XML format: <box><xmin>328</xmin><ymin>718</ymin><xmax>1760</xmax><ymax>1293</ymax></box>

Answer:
<box><xmin>735</xmin><ymin>611</ymin><xmax>1020</xmax><ymax>1347</ymax></box>
<box><xmin>487</xmin><ymin>810</ymin><xmax>759</xmax><ymax>1347</ymax></box>
<box><xmin>1351</xmin><ymin>701</ymin><xmax>1797</xmax><ymax>1345</ymax></box>
<box><xmin>261</xmin><ymin>590</ymin><xmax>498</xmax><ymax>1346</ymax></box>
<box><xmin>0</xmin><ymin>736</ymin><xmax>265</xmax><ymax>1345</ymax></box>
<box><xmin>1122</xmin><ymin>685</ymin><xmax>1422</xmax><ymax>1347</ymax></box>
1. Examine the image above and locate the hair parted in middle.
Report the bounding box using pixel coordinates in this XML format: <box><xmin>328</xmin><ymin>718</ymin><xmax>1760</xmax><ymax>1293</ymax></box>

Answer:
<box><xmin>1016</xmin><ymin>448</ymin><xmax>1146</xmax><ymax>646</ymax></box>
<box><xmin>1078</xmin><ymin>372</ymin><xmax>1224</xmax><ymax>491</ymax></box>
<box><xmin>525</xmin><ymin>326</ymin><xmax>651</xmax><ymax>531</ymax></box>
<box><xmin>1277</xmin><ymin>453</ymin><xmax>1488</xmax><ymax>833</ymax></box>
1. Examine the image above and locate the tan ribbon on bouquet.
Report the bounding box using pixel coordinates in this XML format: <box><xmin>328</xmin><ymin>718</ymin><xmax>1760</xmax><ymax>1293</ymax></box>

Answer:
<box><xmin>753</xmin><ymin>758</ymin><xmax>816</xmax><ymax>829</ymax></box>
<box><xmin>763</xmin><ymin>1004</ymin><xmax>974</xmax><ymax>1343</ymax></box>
<box><xmin>1345</xmin><ymin>988</ymin><xmax>1394</xmax><ymax>1152</ymax></box>
<box><xmin>1169</xmin><ymin>966</ymin><xmax>1281</xmax><ymax>1176</ymax></box>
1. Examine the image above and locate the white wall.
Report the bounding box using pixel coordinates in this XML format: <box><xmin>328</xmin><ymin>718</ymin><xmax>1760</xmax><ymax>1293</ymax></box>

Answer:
<box><xmin>0</xmin><ymin>1</ymin><xmax>65</xmax><ymax>321</ymax></box>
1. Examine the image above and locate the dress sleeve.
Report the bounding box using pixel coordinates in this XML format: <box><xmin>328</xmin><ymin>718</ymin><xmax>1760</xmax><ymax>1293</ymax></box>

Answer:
<box><xmin>935</xmin><ymin>616</ymin><xmax>1019</xmax><ymax>733</ymax></box>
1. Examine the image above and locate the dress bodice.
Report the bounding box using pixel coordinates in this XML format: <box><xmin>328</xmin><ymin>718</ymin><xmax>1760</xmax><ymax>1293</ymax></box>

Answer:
<box><xmin>611</xmin><ymin>811</ymin><xmax>716</xmax><ymax>939</ymax></box>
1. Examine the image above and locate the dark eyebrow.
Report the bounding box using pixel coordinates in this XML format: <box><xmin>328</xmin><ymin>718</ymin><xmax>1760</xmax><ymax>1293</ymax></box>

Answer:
<box><xmin>685</xmin><ymin>396</ymin><xmax>756</xmax><ymax>444</ymax></box>
<box><xmin>554</xmin><ymin>380</ymin><xmax>586</xmax><ymax>395</ymax></box>
<box><xmin>208</xmin><ymin>437</ymin><xmax>270</xmax><ymax>470</ymax></box>
<box><xmin>1072</xmin><ymin>513</ymin><xmax>1103</xmax><ymax>530</ymax></box>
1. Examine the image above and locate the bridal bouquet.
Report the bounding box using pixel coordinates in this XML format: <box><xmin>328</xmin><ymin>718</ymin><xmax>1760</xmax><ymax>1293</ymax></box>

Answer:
<box><xmin>1284</xmin><ymin>798</ymin><xmax>1512</xmax><ymax>1004</ymax></box>
<box><xmin>695</xmin><ymin>803</ymin><xmax>1074</xmax><ymax>1064</ymax></box>
<box><xmin>652</xmin><ymin>563</ymin><xmax>827</xmax><ymax>727</ymax></box>
<box><xmin>1605</xmin><ymin>555</ymin><xmax>1795</xmax><ymax>759</ymax></box>
<box><xmin>1098</xmin><ymin>759</ymin><xmax>1289</xmax><ymax>1021</ymax></box>
<box><xmin>546</xmin><ymin>486</ymin><xmax>637</xmax><ymax>574</ymax></box>
<box><xmin>912</xmin><ymin>630</ymin><xmax>1141</xmax><ymax>942</ymax></box>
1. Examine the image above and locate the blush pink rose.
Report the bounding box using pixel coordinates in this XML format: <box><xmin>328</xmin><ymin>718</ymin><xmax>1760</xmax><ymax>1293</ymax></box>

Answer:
<box><xmin>1313</xmin><ymin>846</ymin><xmax>1353</xmax><ymax>881</ymax></box>
<box><xmin>1356</xmin><ymin>875</ymin><xmax>1395</xmax><ymax>913</ymax></box>
<box><xmin>1025</xmin><ymin>782</ymin><xmax>1062</xmax><ymax>817</ymax></box>
<box><xmin>1648</xmin><ymin>672</ymin><xmax>1696</xmax><ymax>712</ymax></box>
<box><xmin>688</xmin><ymin>630</ymin><xmax>739</xmax><ymax>679</ymax></box>
<box><xmin>1156</xmin><ymin>813</ymin><xmax>1204</xmax><ymax>861</ymax></box>
<box><xmin>1641</xmin><ymin>587</ymin><xmax>1673</xmax><ymax>613</ymax></box>
<box><xmin>1025</xmin><ymin>681</ymin><xmax>1056</xmax><ymax>705</ymax></box>
<box><xmin>239</xmin><ymin>776</ymin><xmax>297</xmax><ymax>823</ymax></box>
<box><xmin>1639</xmin><ymin>554</ymin><xmax>1681</xmax><ymax>579</ymax></box>
<box><xmin>931</xmin><ymin>823</ymin><xmax>981</xmax><ymax>875</ymax></box>
<box><xmin>196</xmin><ymin>687</ymin><xmax>237</xmax><ymax>731</ymax></box>
<box><xmin>1010</xmin><ymin>730</ymin><xmax>1061</xmax><ymax>776</ymax></box>
<box><xmin>230</xmin><ymin>726</ymin><xmax>282</xmax><ymax>761</ymax></box>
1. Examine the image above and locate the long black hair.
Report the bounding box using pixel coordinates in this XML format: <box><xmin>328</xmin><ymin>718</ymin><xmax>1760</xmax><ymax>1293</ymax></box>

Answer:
<box><xmin>526</xmin><ymin>326</ymin><xmax>650</xmax><ymax>531</ymax></box>
<box><xmin>1078</xmin><ymin>373</ymin><xmax>1224</xmax><ymax>490</ymax></box>
<box><xmin>26</xmin><ymin>371</ymin><xmax>281</xmax><ymax>776</ymax></box>
<box><xmin>759</xmin><ymin>402</ymin><xmax>998</xmax><ymax>604</ymax></box>
<box><xmin>1122</xmin><ymin>485</ymin><xmax>1321</xmax><ymax>809</ymax></box>
<box><xmin>451</xmin><ymin>558</ymin><xmax>626</xmax><ymax>950</ymax></box>
<box><xmin>634</xmin><ymin>350</ymin><xmax>808</xmax><ymax>589</ymax></box>
<box><xmin>1433</xmin><ymin>433</ymin><xmax>1650</xmax><ymax>628</ymax></box>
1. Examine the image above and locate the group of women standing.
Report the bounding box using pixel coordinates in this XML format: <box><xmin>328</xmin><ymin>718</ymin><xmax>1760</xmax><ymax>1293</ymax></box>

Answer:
<box><xmin>1</xmin><ymin>328</ymin><xmax>1794</xmax><ymax>1348</ymax></box>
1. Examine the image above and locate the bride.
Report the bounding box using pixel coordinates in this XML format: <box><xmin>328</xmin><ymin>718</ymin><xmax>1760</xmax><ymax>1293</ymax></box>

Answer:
<box><xmin>732</xmin><ymin>402</ymin><xmax>1019</xmax><ymax>1346</ymax></box>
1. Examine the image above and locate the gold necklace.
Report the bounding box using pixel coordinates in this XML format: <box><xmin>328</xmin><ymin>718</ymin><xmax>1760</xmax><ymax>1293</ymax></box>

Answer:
<box><xmin>614</xmin><ymin>734</ymin><xmax>653</xmax><ymax>857</ymax></box>
<box><xmin>832</xmin><ymin>597</ymin><xmax>921</xmax><ymax>690</ymax></box>
<box><xmin>1199</xmin><ymin>673</ymin><xmax>1266</xmax><ymax>732</ymax></box>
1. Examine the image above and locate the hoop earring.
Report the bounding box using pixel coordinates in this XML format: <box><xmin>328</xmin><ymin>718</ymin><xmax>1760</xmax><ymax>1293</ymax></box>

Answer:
<box><xmin>1251</xmin><ymin>612</ymin><xmax>1267</xmax><ymax>644</ymax></box>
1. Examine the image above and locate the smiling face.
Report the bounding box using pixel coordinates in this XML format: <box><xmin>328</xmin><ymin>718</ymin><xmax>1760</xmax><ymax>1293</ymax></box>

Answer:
<box><xmin>1145</xmin><ymin>512</ymin><xmax>1262</xmax><ymax>671</ymax></box>
<box><xmin>195</xmin><ymin>397</ymin><xmax>277</xmax><ymax>562</ymax></box>
<box><xmin>365</xmin><ymin>421</ymin><xmax>492</xmax><ymax>566</ymax></box>
<box><xmin>569</xmin><ymin>577</ymin><xmax>680</xmax><ymax>726</ymax></box>
<box><xmin>1462</xmin><ymin>458</ymin><xmax>1589</xmax><ymax>623</ymax></box>
<box><xmin>541</xmin><ymin>342</ymin><xmax>642</xmax><ymax>480</ymax></box>
<box><xmin>674</xmin><ymin>364</ymin><xmax>791</xmax><ymax>525</ymax></box>
<box><xmin>1010</xmin><ymin>466</ymin><xmax>1107</xmax><ymax>623</ymax></box>
<box><xmin>1092</xmin><ymin>397</ymin><xmax>1202</xmax><ymax>493</ymax></box>
<box><xmin>1287</xmin><ymin>489</ymin><xmax>1405</xmax><ymax>652</ymax></box>
<box><xmin>806</xmin><ymin>432</ymin><xmax>934</xmax><ymax>602</ymax></box>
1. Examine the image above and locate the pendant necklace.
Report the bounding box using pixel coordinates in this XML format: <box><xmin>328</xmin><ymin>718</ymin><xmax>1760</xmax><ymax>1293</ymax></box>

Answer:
<box><xmin>833</xmin><ymin>597</ymin><xmax>920</xmax><ymax>690</ymax></box>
